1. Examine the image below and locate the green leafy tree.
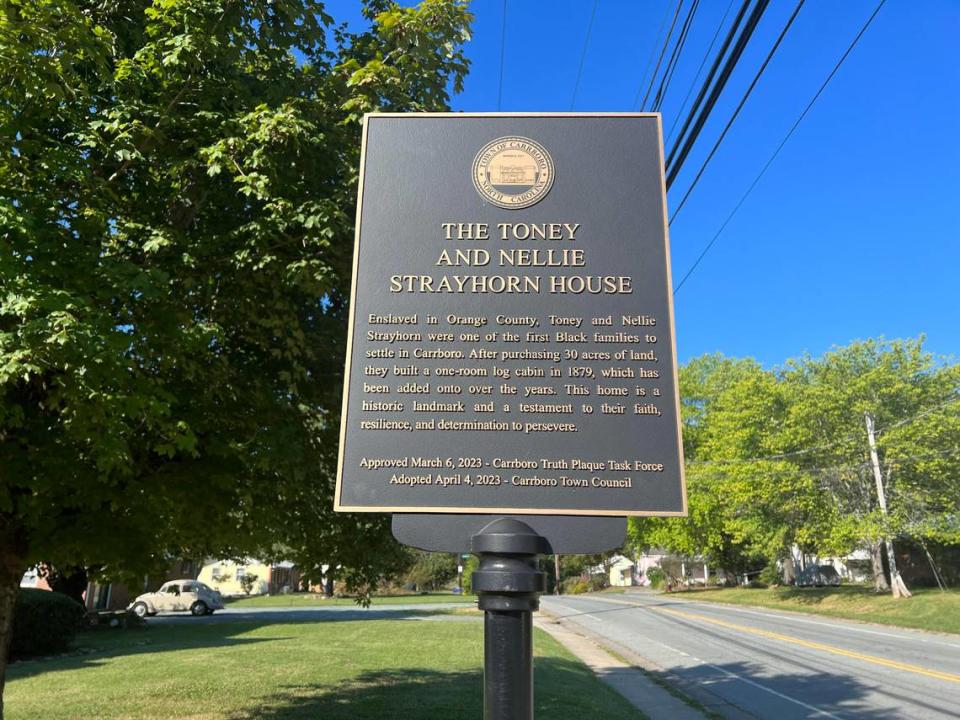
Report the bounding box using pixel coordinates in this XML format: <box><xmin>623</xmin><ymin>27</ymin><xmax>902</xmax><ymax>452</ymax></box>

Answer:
<box><xmin>0</xmin><ymin>0</ymin><xmax>471</xmax><ymax>711</ymax></box>
<box><xmin>780</xmin><ymin>338</ymin><xmax>960</xmax><ymax>592</ymax></box>
<box><xmin>631</xmin><ymin>356</ymin><xmax>771</xmax><ymax>575</ymax></box>
<box><xmin>678</xmin><ymin>353</ymin><xmax>761</xmax><ymax>459</ymax></box>
<box><xmin>633</xmin><ymin>339</ymin><xmax>960</xmax><ymax>594</ymax></box>
<box><xmin>401</xmin><ymin>550</ymin><xmax>457</xmax><ymax>592</ymax></box>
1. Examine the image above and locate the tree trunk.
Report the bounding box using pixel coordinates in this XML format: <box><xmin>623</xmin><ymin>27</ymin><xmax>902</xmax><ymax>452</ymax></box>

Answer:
<box><xmin>884</xmin><ymin>540</ymin><xmax>912</xmax><ymax>599</ymax></box>
<box><xmin>871</xmin><ymin>542</ymin><xmax>890</xmax><ymax>592</ymax></box>
<box><xmin>782</xmin><ymin>556</ymin><xmax>797</xmax><ymax>585</ymax></box>
<box><xmin>0</xmin><ymin>552</ymin><xmax>27</xmax><ymax>720</ymax></box>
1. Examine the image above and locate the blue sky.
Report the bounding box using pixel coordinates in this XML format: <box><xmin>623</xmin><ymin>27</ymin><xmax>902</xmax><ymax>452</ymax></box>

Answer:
<box><xmin>331</xmin><ymin>0</ymin><xmax>959</xmax><ymax>367</ymax></box>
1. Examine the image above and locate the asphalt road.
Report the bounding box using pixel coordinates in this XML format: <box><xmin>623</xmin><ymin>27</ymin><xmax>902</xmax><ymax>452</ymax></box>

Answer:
<box><xmin>147</xmin><ymin>602</ymin><xmax>475</xmax><ymax>625</ymax></box>
<box><xmin>540</xmin><ymin>592</ymin><xmax>960</xmax><ymax>720</ymax></box>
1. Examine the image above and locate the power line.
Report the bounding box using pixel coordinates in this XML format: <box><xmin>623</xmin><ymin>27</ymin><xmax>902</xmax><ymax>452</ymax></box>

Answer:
<box><xmin>669</xmin><ymin>0</ymin><xmax>805</xmax><ymax>224</ymax></box>
<box><xmin>690</xmin><ymin>457</ymin><xmax>869</xmax><ymax>477</ymax></box>
<box><xmin>636</xmin><ymin>0</ymin><xmax>680</xmax><ymax>112</ymax></box>
<box><xmin>877</xmin><ymin>393</ymin><xmax>960</xmax><ymax>434</ymax></box>
<box><xmin>496</xmin><ymin>0</ymin><xmax>507</xmax><ymax>110</ymax></box>
<box><xmin>665</xmin><ymin>0</ymin><xmax>770</xmax><ymax>188</ymax></box>
<box><xmin>653</xmin><ymin>0</ymin><xmax>702</xmax><ymax>113</ymax></box>
<box><xmin>687</xmin><ymin>432</ymin><xmax>863</xmax><ymax>466</ymax></box>
<box><xmin>672</xmin><ymin>0</ymin><xmax>888</xmax><ymax>294</ymax></box>
<box><xmin>685</xmin><ymin>389</ymin><xmax>955</xmax><ymax>468</ymax></box>
<box><xmin>884</xmin><ymin>447</ymin><xmax>960</xmax><ymax>465</ymax></box>
<box><xmin>664</xmin><ymin>0</ymin><xmax>752</xmax><ymax>170</ymax></box>
<box><xmin>570</xmin><ymin>0</ymin><xmax>599</xmax><ymax>110</ymax></box>
<box><xmin>636</xmin><ymin>0</ymin><xmax>685</xmax><ymax>110</ymax></box>
<box><xmin>666</xmin><ymin>0</ymin><xmax>737</xmax><ymax>146</ymax></box>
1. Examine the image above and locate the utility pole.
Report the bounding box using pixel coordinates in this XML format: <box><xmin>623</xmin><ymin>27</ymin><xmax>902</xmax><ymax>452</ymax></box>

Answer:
<box><xmin>554</xmin><ymin>555</ymin><xmax>561</xmax><ymax>595</ymax></box>
<box><xmin>864</xmin><ymin>413</ymin><xmax>912</xmax><ymax>599</ymax></box>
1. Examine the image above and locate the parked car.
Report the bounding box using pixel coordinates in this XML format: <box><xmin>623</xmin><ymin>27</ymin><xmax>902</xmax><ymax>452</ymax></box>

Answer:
<box><xmin>795</xmin><ymin>564</ymin><xmax>841</xmax><ymax>587</ymax></box>
<box><xmin>129</xmin><ymin>580</ymin><xmax>224</xmax><ymax>618</ymax></box>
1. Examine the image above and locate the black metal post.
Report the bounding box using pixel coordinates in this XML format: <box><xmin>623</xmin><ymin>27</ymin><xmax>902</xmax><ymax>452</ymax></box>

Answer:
<box><xmin>471</xmin><ymin>518</ymin><xmax>549</xmax><ymax>720</ymax></box>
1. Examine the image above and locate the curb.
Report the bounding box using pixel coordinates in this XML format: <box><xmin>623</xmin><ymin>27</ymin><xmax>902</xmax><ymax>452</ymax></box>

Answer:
<box><xmin>535</xmin><ymin>610</ymin><xmax>708</xmax><ymax>720</ymax></box>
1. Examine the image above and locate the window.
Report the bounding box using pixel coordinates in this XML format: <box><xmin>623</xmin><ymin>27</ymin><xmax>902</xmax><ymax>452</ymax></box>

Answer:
<box><xmin>235</xmin><ymin>567</ymin><xmax>246</xmax><ymax>579</ymax></box>
<box><xmin>165</xmin><ymin>585</ymin><xmax>180</xmax><ymax>595</ymax></box>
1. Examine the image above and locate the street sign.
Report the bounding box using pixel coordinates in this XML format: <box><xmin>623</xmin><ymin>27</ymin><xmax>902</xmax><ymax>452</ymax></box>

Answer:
<box><xmin>335</xmin><ymin>113</ymin><xmax>686</xmax><ymax>517</ymax></box>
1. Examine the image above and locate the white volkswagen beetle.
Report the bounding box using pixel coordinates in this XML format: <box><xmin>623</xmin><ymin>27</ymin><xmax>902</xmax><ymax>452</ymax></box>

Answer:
<box><xmin>129</xmin><ymin>579</ymin><xmax>224</xmax><ymax>618</ymax></box>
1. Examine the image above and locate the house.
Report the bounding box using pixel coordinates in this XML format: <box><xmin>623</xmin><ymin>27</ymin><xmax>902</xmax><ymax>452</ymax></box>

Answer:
<box><xmin>86</xmin><ymin>559</ymin><xmax>202</xmax><ymax>611</ymax></box>
<box><xmin>635</xmin><ymin>549</ymin><xmax>715</xmax><ymax>586</ymax></box>
<box><xmin>198</xmin><ymin>559</ymin><xmax>301</xmax><ymax>597</ymax></box>
<box><xmin>607</xmin><ymin>555</ymin><xmax>637</xmax><ymax>587</ymax></box>
<box><xmin>20</xmin><ymin>559</ymin><xmax>202</xmax><ymax>612</ymax></box>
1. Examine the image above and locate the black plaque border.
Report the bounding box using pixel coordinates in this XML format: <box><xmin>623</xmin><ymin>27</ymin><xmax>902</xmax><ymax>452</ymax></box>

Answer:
<box><xmin>334</xmin><ymin>112</ymin><xmax>687</xmax><ymax>517</ymax></box>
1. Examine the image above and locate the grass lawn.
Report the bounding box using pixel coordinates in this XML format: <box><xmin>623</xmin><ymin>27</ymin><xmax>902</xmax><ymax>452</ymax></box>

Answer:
<box><xmin>673</xmin><ymin>585</ymin><xmax>960</xmax><ymax>634</ymax></box>
<box><xmin>225</xmin><ymin>591</ymin><xmax>475</xmax><ymax>608</ymax></box>
<box><xmin>6</xmin><ymin>617</ymin><xmax>643</xmax><ymax>720</ymax></box>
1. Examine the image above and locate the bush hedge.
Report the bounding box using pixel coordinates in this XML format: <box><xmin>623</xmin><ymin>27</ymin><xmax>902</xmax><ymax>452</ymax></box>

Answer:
<box><xmin>645</xmin><ymin>567</ymin><xmax>665</xmax><ymax>589</ymax></box>
<box><xmin>11</xmin><ymin>589</ymin><xmax>86</xmax><ymax>659</ymax></box>
<box><xmin>562</xmin><ymin>579</ymin><xmax>591</xmax><ymax>595</ymax></box>
<box><xmin>758</xmin><ymin>563</ymin><xmax>781</xmax><ymax>586</ymax></box>
<box><xmin>460</xmin><ymin>555</ymin><xmax>479</xmax><ymax>595</ymax></box>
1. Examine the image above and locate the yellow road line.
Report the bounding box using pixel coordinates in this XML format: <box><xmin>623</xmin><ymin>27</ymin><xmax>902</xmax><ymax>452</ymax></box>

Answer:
<box><xmin>654</xmin><ymin>606</ymin><xmax>960</xmax><ymax>684</ymax></box>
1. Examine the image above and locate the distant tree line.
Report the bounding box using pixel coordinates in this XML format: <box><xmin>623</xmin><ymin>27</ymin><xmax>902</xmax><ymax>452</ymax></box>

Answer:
<box><xmin>630</xmin><ymin>337</ymin><xmax>960</xmax><ymax>596</ymax></box>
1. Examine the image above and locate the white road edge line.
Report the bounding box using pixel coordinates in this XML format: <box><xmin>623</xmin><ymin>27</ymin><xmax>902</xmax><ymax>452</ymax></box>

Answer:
<box><xmin>655</xmin><ymin>639</ymin><xmax>846</xmax><ymax>720</ymax></box>
<box><xmin>544</xmin><ymin>598</ymin><xmax>844</xmax><ymax>719</ymax></box>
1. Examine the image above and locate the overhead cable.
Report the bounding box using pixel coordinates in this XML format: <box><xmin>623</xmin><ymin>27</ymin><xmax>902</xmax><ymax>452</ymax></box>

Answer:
<box><xmin>877</xmin><ymin>392</ymin><xmax>960</xmax><ymax>433</ymax></box>
<box><xmin>496</xmin><ymin>0</ymin><xmax>507</xmax><ymax>110</ymax></box>
<box><xmin>652</xmin><ymin>0</ymin><xmax>702</xmax><ymax>112</ymax></box>
<box><xmin>570</xmin><ymin>0</ymin><xmax>600</xmax><ymax>110</ymax></box>
<box><xmin>672</xmin><ymin>0</ymin><xmax>888</xmax><ymax>294</ymax></box>
<box><xmin>637</xmin><ymin>0</ymin><xmax>679</xmax><ymax>113</ymax></box>
<box><xmin>669</xmin><ymin>0</ymin><xmax>806</xmax><ymax>224</ymax></box>
<box><xmin>666</xmin><ymin>0</ymin><xmax>737</xmax><ymax>146</ymax></box>
<box><xmin>665</xmin><ymin>0</ymin><xmax>770</xmax><ymax>188</ymax></box>
<box><xmin>664</xmin><ymin>0</ymin><xmax>753</xmax><ymax>170</ymax></box>
<box><xmin>685</xmin><ymin>380</ymin><xmax>949</xmax><ymax>469</ymax></box>
<box><xmin>635</xmin><ymin>0</ymin><xmax>685</xmax><ymax>110</ymax></box>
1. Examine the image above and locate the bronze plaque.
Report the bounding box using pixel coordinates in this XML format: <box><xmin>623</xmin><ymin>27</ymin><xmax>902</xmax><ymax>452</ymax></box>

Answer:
<box><xmin>335</xmin><ymin>113</ymin><xmax>686</xmax><ymax>516</ymax></box>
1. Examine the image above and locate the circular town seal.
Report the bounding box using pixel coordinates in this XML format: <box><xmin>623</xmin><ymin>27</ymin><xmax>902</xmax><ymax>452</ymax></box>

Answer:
<box><xmin>472</xmin><ymin>137</ymin><xmax>554</xmax><ymax>209</ymax></box>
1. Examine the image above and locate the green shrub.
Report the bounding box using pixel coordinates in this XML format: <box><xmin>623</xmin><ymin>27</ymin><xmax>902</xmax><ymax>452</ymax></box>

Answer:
<box><xmin>645</xmin><ymin>567</ymin><xmax>665</xmax><ymax>589</ymax></box>
<box><xmin>11</xmin><ymin>589</ymin><xmax>85</xmax><ymax>659</ymax></box>
<box><xmin>758</xmin><ymin>563</ymin><xmax>781</xmax><ymax>586</ymax></box>
<box><xmin>561</xmin><ymin>578</ymin><xmax>591</xmax><ymax>595</ymax></box>
<box><xmin>402</xmin><ymin>550</ymin><xmax>458</xmax><ymax>592</ymax></box>
<box><xmin>587</xmin><ymin>575</ymin><xmax>608</xmax><ymax>592</ymax></box>
<box><xmin>461</xmin><ymin>555</ymin><xmax>479</xmax><ymax>595</ymax></box>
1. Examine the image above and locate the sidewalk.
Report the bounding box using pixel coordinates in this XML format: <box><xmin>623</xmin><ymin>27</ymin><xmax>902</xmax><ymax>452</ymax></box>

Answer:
<box><xmin>535</xmin><ymin>613</ymin><xmax>707</xmax><ymax>720</ymax></box>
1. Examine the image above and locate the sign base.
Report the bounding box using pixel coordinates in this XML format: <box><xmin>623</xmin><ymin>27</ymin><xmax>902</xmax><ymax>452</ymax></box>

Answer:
<box><xmin>392</xmin><ymin>513</ymin><xmax>625</xmax><ymax>554</ymax></box>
